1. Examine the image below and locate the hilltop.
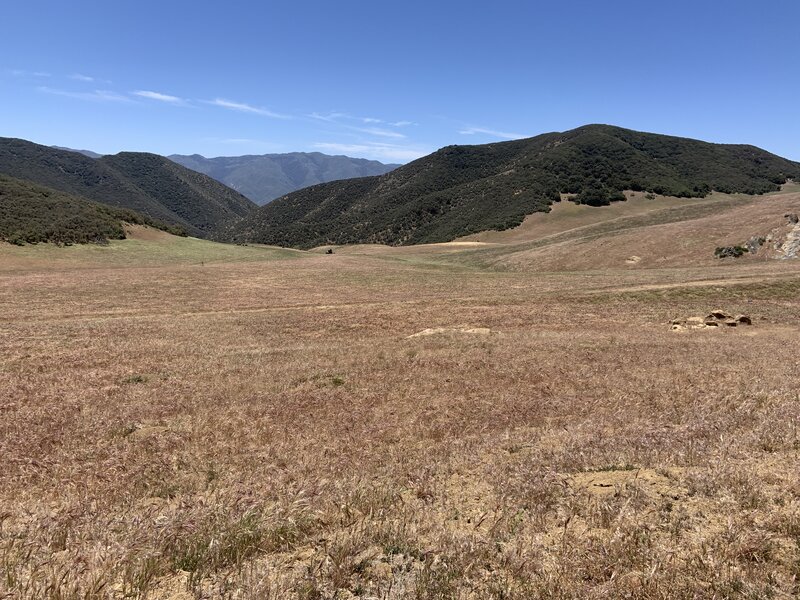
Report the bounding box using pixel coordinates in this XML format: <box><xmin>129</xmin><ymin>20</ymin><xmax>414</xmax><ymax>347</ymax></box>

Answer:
<box><xmin>169</xmin><ymin>151</ymin><xmax>399</xmax><ymax>205</ymax></box>
<box><xmin>222</xmin><ymin>124</ymin><xmax>800</xmax><ymax>248</ymax></box>
<box><xmin>0</xmin><ymin>174</ymin><xmax>184</xmax><ymax>245</ymax></box>
<box><xmin>0</xmin><ymin>138</ymin><xmax>256</xmax><ymax>237</ymax></box>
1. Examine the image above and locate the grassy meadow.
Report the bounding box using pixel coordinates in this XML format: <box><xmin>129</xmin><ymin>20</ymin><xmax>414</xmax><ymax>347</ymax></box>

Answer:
<box><xmin>2</xmin><ymin>190</ymin><xmax>800</xmax><ymax>599</ymax></box>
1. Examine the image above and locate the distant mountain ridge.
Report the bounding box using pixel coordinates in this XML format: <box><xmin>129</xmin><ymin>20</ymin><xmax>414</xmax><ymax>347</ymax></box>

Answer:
<box><xmin>220</xmin><ymin>124</ymin><xmax>800</xmax><ymax>248</ymax></box>
<box><xmin>51</xmin><ymin>146</ymin><xmax>104</xmax><ymax>159</ymax></box>
<box><xmin>0</xmin><ymin>138</ymin><xmax>256</xmax><ymax>237</ymax></box>
<box><xmin>169</xmin><ymin>152</ymin><xmax>400</xmax><ymax>205</ymax></box>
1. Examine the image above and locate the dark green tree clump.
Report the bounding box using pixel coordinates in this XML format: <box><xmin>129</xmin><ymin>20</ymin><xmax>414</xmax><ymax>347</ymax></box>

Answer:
<box><xmin>0</xmin><ymin>175</ymin><xmax>185</xmax><ymax>245</ymax></box>
<box><xmin>714</xmin><ymin>246</ymin><xmax>748</xmax><ymax>259</ymax></box>
<box><xmin>573</xmin><ymin>185</ymin><xmax>626</xmax><ymax>206</ymax></box>
<box><xmin>220</xmin><ymin>124</ymin><xmax>800</xmax><ymax>248</ymax></box>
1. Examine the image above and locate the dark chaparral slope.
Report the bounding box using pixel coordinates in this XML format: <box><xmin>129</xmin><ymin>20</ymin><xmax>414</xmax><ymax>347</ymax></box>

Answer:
<box><xmin>0</xmin><ymin>137</ymin><xmax>256</xmax><ymax>237</ymax></box>
<box><xmin>0</xmin><ymin>174</ymin><xmax>185</xmax><ymax>245</ymax></box>
<box><xmin>223</xmin><ymin>124</ymin><xmax>800</xmax><ymax>248</ymax></box>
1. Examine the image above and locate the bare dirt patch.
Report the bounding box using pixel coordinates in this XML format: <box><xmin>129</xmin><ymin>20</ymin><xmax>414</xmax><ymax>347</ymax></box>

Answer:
<box><xmin>569</xmin><ymin>467</ymin><xmax>678</xmax><ymax>498</ymax></box>
<box><xmin>123</xmin><ymin>223</ymin><xmax>176</xmax><ymax>242</ymax></box>
<box><xmin>406</xmin><ymin>326</ymin><xmax>494</xmax><ymax>338</ymax></box>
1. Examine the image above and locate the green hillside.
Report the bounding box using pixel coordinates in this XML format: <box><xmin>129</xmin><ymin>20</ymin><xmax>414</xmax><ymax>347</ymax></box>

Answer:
<box><xmin>0</xmin><ymin>138</ymin><xmax>256</xmax><ymax>237</ymax></box>
<box><xmin>222</xmin><ymin>125</ymin><xmax>800</xmax><ymax>248</ymax></box>
<box><xmin>101</xmin><ymin>152</ymin><xmax>258</xmax><ymax>231</ymax></box>
<box><xmin>0</xmin><ymin>175</ymin><xmax>184</xmax><ymax>245</ymax></box>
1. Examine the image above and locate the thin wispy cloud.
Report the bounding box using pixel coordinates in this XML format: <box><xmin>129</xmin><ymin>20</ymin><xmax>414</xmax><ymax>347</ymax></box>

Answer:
<box><xmin>458</xmin><ymin>126</ymin><xmax>526</xmax><ymax>140</ymax></box>
<box><xmin>314</xmin><ymin>141</ymin><xmax>427</xmax><ymax>162</ymax></box>
<box><xmin>134</xmin><ymin>90</ymin><xmax>187</xmax><ymax>105</ymax></box>
<box><xmin>312</xmin><ymin>112</ymin><xmax>414</xmax><ymax>129</ymax></box>
<box><xmin>357</xmin><ymin>127</ymin><xmax>406</xmax><ymax>139</ymax></box>
<box><xmin>309</xmin><ymin>112</ymin><xmax>423</xmax><ymax>160</ymax></box>
<box><xmin>9</xmin><ymin>69</ymin><xmax>51</xmax><ymax>78</ymax></box>
<box><xmin>37</xmin><ymin>86</ymin><xmax>132</xmax><ymax>103</ymax></box>
<box><xmin>310</xmin><ymin>112</ymin><xmax>413</xmax><ymax>142</ymax></box>
<box><xmin>209</xmin><ymin>98</ymin><xmax>290</xmax><ymax>119</ymax></box>
<box><xmin>372</xmin><ymin>118</ymin><xmax>414</xmax><ymax>127</ymax></box>
<box><xmin>309</xmin><ymin>111</ymin><xmax>349</xmax><ymax>122</ymax></box>
<box><xmin>70</xmin><ymin>73</ymin><xmax>94</xmax><ymax>82</ymax></box>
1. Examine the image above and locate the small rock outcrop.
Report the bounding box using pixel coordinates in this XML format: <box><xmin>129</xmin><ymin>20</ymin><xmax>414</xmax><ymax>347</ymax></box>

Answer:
<box><xmin>745</xmin><ymin>236</ymin><xmax>766</xmax><ymax>254</ymax></box>
<box><xmin>779</xmin><ymin>223</ymin><xmax>800</xmax><ymax>259</ymax></box>
<box><xmin>717</xmin><ymin>214</ymin><xmax>800</xmax><ymax>260</ymax></box>
<box><xmin>671</xmin><ymin>310</ymin><xmax>752</xmax><ymax>331</ymax></box>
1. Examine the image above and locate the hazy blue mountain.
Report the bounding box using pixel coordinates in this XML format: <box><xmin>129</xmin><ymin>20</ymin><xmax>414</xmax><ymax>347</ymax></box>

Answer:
<box><xmin>169</xmin><ymin>152</ymin><xmax>400</xmax><ymax>205</ymax></box>
<box><xmin>51</xmin><ymin>146</ymin><xmax>104</xmax><ymax>159</ymax></box>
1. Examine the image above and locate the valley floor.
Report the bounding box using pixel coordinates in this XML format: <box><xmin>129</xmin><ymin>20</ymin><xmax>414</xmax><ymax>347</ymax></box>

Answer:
<box><xmin>2</xmin><ymin>188</ymin><xmax>800</xmax><ymax>598</ymax></box>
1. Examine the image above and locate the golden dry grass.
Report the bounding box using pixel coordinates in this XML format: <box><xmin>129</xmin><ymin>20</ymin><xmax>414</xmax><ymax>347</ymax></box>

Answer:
<box><xmin>2</xmin><ymin>191</ymin><xmax>800</xmax><ymax>599</ymax></box>
<box><xmin>457</xmin><ymin>184</ymin><xmax>800</xmax><ymax>272</ymax></box>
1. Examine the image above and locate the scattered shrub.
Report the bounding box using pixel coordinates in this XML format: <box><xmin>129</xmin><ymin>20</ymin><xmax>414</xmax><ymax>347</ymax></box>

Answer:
<box><xmin>714</xmin><ymin>246</ymin><xmax>748</xmax><ymax>259</ymax></box>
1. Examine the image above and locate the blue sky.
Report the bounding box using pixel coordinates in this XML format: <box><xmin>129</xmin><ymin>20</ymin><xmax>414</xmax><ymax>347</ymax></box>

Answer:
<box><xmin>3</xmin><ymin>0</ymin><xmax>799</xmax><ymax>162</ymax></box>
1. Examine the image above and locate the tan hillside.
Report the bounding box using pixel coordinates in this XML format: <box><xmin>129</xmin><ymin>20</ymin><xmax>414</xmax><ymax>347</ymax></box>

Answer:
<box><xmin>456</xmin><ymin>184</ymin><xmax>800</xmax><ymax>271</ymax></box>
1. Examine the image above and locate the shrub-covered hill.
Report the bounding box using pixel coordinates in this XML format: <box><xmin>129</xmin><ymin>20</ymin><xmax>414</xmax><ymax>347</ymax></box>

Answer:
<box><xmin>0</xmin><ymin>138</ymin><xmax>257</xmax><ymax>237</ymax></box>
<box><xmin>221</xmin><ymin>124</ymin><xmax>800</xmax><ymax>248</ymax></box>
<box><xmin>100</xmin><ymin>152</ymin><xmax>258</xmax><ymax>232</ymax></box>
<box><xmin>0</xmin><ymin>175</ymin><xmax>185</xmax><ymax>245</ymax></box>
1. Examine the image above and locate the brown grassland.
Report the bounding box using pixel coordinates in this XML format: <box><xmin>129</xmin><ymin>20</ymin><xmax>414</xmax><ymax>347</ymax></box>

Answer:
<box><xmin>2</xmin><ymin>187</ymin><xmax>800</xmax><ymax>599</ymax></box>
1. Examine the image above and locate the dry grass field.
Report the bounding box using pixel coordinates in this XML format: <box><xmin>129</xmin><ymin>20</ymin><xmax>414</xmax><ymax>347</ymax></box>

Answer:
<box><xmin>2</xmin><ymin>189</ymin><xmax>800</xmax><ymax>599</ymax></box>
